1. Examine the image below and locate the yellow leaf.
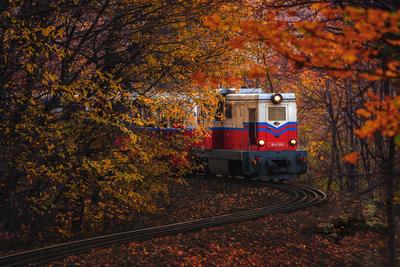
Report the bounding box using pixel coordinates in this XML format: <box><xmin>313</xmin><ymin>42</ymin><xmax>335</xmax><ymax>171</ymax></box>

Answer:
<box><xmin>231</xmin><ymin>24</ymin><xmax>241</xmax><ymax>32</ymax></box>
<box><xmin>26</xmin><ymin>63</ymin><xmax>34</xmax><ymax>73</ymax></box>
<box><xmin>310</xmin><ymin>3</ymin><xmax>327</xmax><ymax>10</ymax></box>
<box><xmin>42</xmin><ymin>26</ymin><xmax>54</xmax><ymax>37</ymax></box>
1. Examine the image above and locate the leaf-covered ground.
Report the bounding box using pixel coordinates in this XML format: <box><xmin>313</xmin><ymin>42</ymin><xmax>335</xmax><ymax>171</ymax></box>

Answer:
<box><xmin>49</xmin><ymin>177</ymin><xmax>386</xmax><ymax>266</ymax></box>
<box><xmin>0</xmin><ymin>177</ymin><xmax>285</xmax><ymax>257</ymax></box>
<box><xmin>131</xmin><ymin>177</ymin><xmax>289</xmax><ymax>228</ymax></box>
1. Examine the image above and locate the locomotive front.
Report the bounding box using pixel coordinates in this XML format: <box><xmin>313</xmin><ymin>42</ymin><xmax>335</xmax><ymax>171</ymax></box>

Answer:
<box><xmin>204</xmin><ymin>88</ymin><xmax>307</xmax><ymax>180</ymax></box>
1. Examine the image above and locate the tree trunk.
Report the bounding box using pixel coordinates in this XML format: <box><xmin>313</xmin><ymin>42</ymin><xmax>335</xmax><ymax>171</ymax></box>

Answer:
<box><xmin>382</xmin><ymin>78</ymin><xmax>396</xmax><ymax>267</ymax></box>
<box><xmin>325</xmin><ymin>79</ymin><xmax>343</xmax><ymax>190</ymax></box>
<box><xmin>386</xmin><ymin>137</ymin><xmax>396</xmax><ymax>267</ymax></box>
<box><xmin>346</xmin><ymin>79</ymin><xmax>357</xmax><ymax>192</ymax></box>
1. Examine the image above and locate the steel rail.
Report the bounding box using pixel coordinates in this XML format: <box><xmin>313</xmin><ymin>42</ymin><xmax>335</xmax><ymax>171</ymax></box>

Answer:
<box><xmin>0</xmin><ymin>182</ymin><xmax>326</xmax><ymax>266</ymax></box>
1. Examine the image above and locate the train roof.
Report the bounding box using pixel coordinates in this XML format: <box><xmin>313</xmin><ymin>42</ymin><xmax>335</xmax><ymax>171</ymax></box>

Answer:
<box><xmin>220</xmin><ymin>88</ymin><xmax>296</xmax><ymax>101</ymax></box>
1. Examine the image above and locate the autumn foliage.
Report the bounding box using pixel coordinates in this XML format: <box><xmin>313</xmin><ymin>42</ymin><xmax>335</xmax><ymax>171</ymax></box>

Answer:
<box><xmin>198</xmin><ymin>1</ymin><xmax>400</xmax><ymax>265</ymax></box>
<box><xmin>1</xmin><ymin>0</ymin><xmax>400</xmax><ymax>265</ymax></box>
<box><xmin>355</xmin><ymin>92</ymin><xmax>400</xmax><ymax>140</ymax></box>
<box><xmin>344</xmin><ymin>152</ymin><xmax>360</xmax><ymax>165</ymax></box>
<box><xmin>0</xmin><ymin>0</ymin><xmax>226</xmax><ymax>241</ymax></box>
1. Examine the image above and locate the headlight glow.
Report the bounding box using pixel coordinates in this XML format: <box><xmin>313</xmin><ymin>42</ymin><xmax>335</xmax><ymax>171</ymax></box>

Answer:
<box><xmin>271</xmin><ymin>93</ymin><xmax>283</xmax><ymax>104</ymax></box>
<box><xmin>289</xmin><ymin>139</ymin><xmax>297</xmax><ymax>146</ymax></box>
<box><xmin>258</xmin><ymin>139</ymin><xmax>265</xmax><ymax>146</ymax></box>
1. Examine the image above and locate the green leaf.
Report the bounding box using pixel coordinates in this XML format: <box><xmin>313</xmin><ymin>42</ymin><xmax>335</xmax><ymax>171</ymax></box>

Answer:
<box><xmin>395</xmin><ymin>134</ymin><xmax>400</xmax><ymax>146</ymax></box>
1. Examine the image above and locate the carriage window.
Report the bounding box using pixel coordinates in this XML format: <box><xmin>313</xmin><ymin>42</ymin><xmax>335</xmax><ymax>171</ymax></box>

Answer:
<box><xmin>268</xmin><ymin>107</ymin><xmax>286</xmax><ymax>121</ymax></box>
<box><xmin>248</xmin><ymin>108</ymin><xmax>257</xmax><ymax>145</ymax></box>
<box><xmin>225</xmin><ymin>103</ymin><xmax>232</xmax><ymax>119</ymax></box>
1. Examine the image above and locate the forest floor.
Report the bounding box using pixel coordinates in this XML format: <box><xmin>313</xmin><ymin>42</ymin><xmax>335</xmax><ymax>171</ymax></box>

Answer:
<box><xmin>49</xmin><ymin>176</ymin><xmax>386</xmax><ymax>267</ymax></box>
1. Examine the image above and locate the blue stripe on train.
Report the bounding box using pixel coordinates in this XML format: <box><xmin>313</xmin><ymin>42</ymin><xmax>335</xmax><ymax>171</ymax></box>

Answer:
<box><xmin>211</xmin><ymin>122</ymin><xmax>297</xmax><ymax>137</ymax></box>
<box><xmin>212</xmin><ymin>122</ymin><xmax>297</xmax><ymax>132</ymax></box>
<box><xmin>259</xmin><ymin>127</ymin><xmax>297</xmax><ymax>136</ymax></box>
<box><xmin>210</xmin><ymin>127</ymin><xmax>297</xmax><ymax>137</ymax></box>
<box><xmin>243</xmin><ymin>121</ymin><xmax>297</xmax><ymax>129</ymax></box>
<box><xmin>211</xmin><ymin>127</ymin><xmax>245</xmax><ymax>131</ymax></box>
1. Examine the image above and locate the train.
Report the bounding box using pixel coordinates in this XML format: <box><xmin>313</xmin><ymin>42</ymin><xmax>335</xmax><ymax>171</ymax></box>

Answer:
<box><xmin>200</xmin><ymin>88</ymin><xmax>307</xmax><ymax>180</ymax></box>
<box><xmin>126</xmin><ymin>88</ymin><xmax>307</xmax><ymax>180</ymax></box>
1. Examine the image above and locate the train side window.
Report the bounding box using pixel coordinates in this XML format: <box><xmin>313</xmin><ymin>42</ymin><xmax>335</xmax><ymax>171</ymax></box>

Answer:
<box><xmin>225</xmin><ymin>103</ymin><xmax>232</xmax><ymax>119</ymax></box>
<box><xmin>268</xmin><ymin>106</ymin><xmax>286</xmax><ymax>121</ymax></box>
<box><xmin>248</xmin><ymin>108</ymin><xmax>257</xmax><ymax>145</ymax></box>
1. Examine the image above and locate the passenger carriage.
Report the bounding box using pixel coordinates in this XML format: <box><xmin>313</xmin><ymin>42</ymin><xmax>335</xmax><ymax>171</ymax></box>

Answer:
<box><xmin>203</xmin><ymin>88</ymin><xmax>307</xmax><ymax>180</ymax></box>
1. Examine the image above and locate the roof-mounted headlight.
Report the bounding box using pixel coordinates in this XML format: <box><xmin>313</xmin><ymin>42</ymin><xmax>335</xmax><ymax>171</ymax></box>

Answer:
<box><xmin>271</xmin><ymin>93</ymin><xmax>283</xmax><ymax>104</ymax></box>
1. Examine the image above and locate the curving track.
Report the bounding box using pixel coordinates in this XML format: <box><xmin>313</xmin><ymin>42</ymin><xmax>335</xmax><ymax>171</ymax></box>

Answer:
<box><xmin>0</xmin><ymin>182</ymin><xmax>326</xmax><ymax>266</ymax></box>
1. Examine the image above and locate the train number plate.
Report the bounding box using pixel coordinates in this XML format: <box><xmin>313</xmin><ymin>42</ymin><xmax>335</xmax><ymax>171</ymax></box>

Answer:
<box><xmin>268</xmin><ymin>142</ymin><xmax>285</xmax><ymax>147</ymax></box>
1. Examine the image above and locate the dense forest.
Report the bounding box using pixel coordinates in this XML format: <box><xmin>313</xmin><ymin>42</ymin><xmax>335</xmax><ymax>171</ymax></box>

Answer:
<box><xmin>0</xmin><ymin>0</ymin><xmax>399</xmax><ymax>265</ymax></box>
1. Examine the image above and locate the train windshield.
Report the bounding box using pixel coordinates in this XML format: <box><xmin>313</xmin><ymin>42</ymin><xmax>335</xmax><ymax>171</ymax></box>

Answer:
<box><xmin>268</xmin><ymin>106</ymin><xmax>286</xmax><ymax>121</ymax></box>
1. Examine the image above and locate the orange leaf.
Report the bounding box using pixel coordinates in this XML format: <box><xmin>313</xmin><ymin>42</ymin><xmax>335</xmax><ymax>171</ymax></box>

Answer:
<box><xmin>209</xmin><ymin>78</ymin><xmax>219</xmax><ymax>87</ymax></box>
<box><xmin>344</xmin><ymin>152</ymin><xmax>359</xmax><ymax>165</ymax></box>
<box><xmin>248</xmin><ymin>64</ymin><xmax>265</xmax><ymax>79</ymax></box>
<box><xmin>387</xmin><ymin>39</ymin><xmax>400</xmax><ymax>46</ymax></box>
<box><xmin>225</xmin><ymin>76</ymin><xmax>242</xmax><ymax>87</ymax></box>
<box><xmin>229</xmin><ymin>37</ymin><xmax>247</xmax><ymax>49</ymax></box>
<box><xmin>342</xmin><ymin>49</ymin><xmax>358</xmax><ymax>63</ymax></box>
<box><xmin>203</xmin><ymin>14</ymin><xmax>221</xmax><ymax>30</ymax></box>
<box><xmin>328</xmin><ymin>70</ymin><xmax>353</xmax><ymax>78</ymax></box>
<box><xmin>191</xmin><ymin>71</ymin><xmax>207</xmax><ymax>86</ymax></box>
<box><xmin>355</xmin><ymin>120</ymin><xmax>380</xmax><ymax>138</ymax></box>
<box><xmin>355</xmin><ymin>108</ymin><xmax>371</xmax><ymax>118</ymax></box>
<box><xmin>387</xmin><ymin>60</ymin><xmax>400</xmax><ymax>71</ymax></box>
<box><xmin>366</xmin><ymin>90</ymin><xmax>378</xmax><ymax>100</ymax></box>
<box><xmin>360</xmin><ymin>72</ymin><xmax>382</xmax><ymax>81</ymax></box>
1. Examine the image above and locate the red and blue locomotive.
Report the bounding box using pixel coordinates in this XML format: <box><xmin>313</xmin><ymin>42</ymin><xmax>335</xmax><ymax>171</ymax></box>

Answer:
<box><xmin>202</xmin><ymin>88</ymin><xmax>307</xmax><ymax>180</ymax></box>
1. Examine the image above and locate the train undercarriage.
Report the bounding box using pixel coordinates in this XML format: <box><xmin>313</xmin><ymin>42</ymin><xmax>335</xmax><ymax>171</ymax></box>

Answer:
<box><xmin>202</xmin><ymin>149</ymin><xmax>307</xmax><ymax>180</ymax></box>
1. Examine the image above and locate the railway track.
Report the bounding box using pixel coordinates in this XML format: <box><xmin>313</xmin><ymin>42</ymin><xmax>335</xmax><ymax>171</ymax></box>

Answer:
<box><xmin>0</xmin><ymin>182</ymin><xmax>326</xmax><ymax>266</ymax></box>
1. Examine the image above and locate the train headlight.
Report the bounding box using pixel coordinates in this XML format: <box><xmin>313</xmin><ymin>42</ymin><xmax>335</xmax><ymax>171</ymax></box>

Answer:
<box><xmin>271</xmin><ymin>93</ymin><xmax>283</xmax><ymax>104</ymax></box>
<box><xmin>258</xmin><ymin>139</ymin><xmax>265</xmax><ymax>146</ymax></box>
<box><xmin>289</xmin><ymin>139</ymin><xmax>297</xmax><ymax>146</ymax></box>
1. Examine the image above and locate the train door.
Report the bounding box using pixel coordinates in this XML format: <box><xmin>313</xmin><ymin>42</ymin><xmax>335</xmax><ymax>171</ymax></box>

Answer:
<box><xmin>266</xmin><ymin>104</ymin><xmax>288</xmax><ymax>149</ymax></box>
<box><xmin>248</xmin><ymin>108</ymin><xmax>257</xmax><ymax>146</ymax></box>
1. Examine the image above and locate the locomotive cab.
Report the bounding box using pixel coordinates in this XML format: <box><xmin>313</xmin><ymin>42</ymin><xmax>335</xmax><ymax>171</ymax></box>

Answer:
<box><xmin>204</xmin><ymin>88</ymin><xmax>307</xmax><ymax>180</ymax></box>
